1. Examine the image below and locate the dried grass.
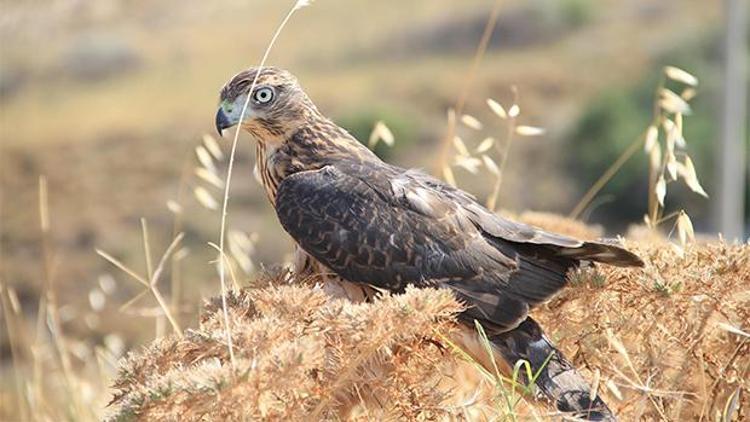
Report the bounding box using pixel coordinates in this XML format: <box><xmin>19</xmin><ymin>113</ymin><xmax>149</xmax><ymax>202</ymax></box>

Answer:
<box><xmin>532</xmin><ymin>217</ymin><xmax>749</xmax><ymax>422</ymax></box>
<box><xmin>108</xmin><ymin>283</ymin><xmax>463</xmax><ymax>421</ymax></box>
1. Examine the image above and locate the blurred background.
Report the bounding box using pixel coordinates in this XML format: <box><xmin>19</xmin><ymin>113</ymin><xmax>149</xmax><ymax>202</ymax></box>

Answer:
<box><xmin>0</xmin><ymin>0</ymin><xmax>747</xmax><ymax>418</ymax></box>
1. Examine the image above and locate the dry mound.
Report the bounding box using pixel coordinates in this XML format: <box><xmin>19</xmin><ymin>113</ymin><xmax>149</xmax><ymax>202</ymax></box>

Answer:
<box><xmin>108</xmin><ymin>281</ymin><xmax>463</xmax><ymax>421</ymax></box>
<box><xmin>108</xmin><ymin>223</ymin><xmax>748</xmax><ymax>421</ymax></box>
<box><xmin>536</xmin><ymin>237</ymin><xmax>748</xmax><ymax>420</ymax></box>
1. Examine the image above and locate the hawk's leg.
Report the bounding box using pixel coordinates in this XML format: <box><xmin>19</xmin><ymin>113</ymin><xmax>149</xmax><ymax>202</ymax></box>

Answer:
<box><xmin>490</xmin><ymin>318</ymin><xmax>616</xmax><ymax>421</ymax></box>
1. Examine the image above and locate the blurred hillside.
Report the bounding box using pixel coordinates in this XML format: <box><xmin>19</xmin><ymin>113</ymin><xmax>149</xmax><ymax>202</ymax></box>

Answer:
<box><xmin>0</xmin><ymin>1</ymin><xmax>741</xmax><ymax>413</ymax></box>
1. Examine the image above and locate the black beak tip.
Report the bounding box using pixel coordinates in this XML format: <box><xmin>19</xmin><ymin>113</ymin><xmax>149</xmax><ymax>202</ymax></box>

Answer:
<box><xmin>215</xmin><ymin>109</ymin><xmax>231</xmax><ymax>137</ymax></box>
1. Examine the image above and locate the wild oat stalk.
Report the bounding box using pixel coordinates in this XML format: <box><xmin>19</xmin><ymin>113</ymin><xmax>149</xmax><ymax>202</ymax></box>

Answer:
<box><xmin>216</xmin><ymin>0</ymin><xmax>313</xmax><ymax>371</ymax></box>
<box><xmin>642</xmin><ymin>67</ymin><xmax>705</xmax><ymax>256</ymax></box>
<box><xmin>483</xmin><ymin>87</ymin><xmax>548</xmax><ymax>211</ymax></box>
<box><xmin>435</xmin><ymin>0</ymin><xmax>503</xmax><ymax>181</ymax></box>
<box><xmin>570</xmin><ymin>66</ymin><xmax>706</xmax><ymax>255</ymax></box>
<box><xmin>442</xmin><ymin>88</ymin><xmax>545</xmax><ymax>211</ymax></box>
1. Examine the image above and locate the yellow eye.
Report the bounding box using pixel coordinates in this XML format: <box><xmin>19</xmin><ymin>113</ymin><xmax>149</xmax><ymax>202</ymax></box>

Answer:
<box><xmin>253</xmin><ymin>87</ymin><xmax>274</xmax><ymax>104</ymax></box>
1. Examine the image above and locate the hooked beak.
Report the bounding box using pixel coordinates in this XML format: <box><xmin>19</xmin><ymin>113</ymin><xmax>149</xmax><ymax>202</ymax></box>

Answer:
<box><xmin>215</xmin><ymin>108</ymin><xmax>233</xmax><ymax>137</ymax></box>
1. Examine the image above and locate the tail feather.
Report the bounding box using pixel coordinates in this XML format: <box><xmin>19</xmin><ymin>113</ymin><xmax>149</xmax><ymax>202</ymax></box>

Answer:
<box><xmin>558</xmin><ymin>240</ymin><xmax>644</xmax><ymax>268</ymax></box>
<box><xmin>491</xmin><ymin>318</ymin><xmax>615</xmax><ymax>421</ymax></box>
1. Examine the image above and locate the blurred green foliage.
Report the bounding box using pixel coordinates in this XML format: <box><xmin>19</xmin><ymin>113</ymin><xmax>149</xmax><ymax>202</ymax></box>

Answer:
<box><xmin>566</xmin><ymin>87</ymin><xmax>651</xmax><ymax>227</ymax></box>
<box><xmin>555</xmin><ymin>0</ymin><xmax>596</xmax><ymax>29</ymax></box>
<box><xmin>531</xmin><ymin>0</ymin><xmax>596</xmax><ymax>31</ymax></box>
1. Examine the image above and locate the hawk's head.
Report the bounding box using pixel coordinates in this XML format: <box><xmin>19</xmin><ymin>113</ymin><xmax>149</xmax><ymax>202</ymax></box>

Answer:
<box><xmin>215</xmin><ymin>67</ymin><xmax>317</xmax><ymax>139</ymax></box>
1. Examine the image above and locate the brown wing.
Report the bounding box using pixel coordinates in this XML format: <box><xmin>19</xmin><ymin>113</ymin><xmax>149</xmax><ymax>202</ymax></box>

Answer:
<box><xmin>408</xmin><ymin>170</ymin><xmax>644</xmax><ymax>267</ymax></box>
<box><xmin>274</xmin><ymin>163</ymin><xmax>641</xmax><ymax>333</ymax></box>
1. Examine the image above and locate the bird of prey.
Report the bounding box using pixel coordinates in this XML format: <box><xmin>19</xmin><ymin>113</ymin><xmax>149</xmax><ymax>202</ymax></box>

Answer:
<box><xmin>215</xmin><ymin>67</ymin><xmax>643</xmax><ymax>420</ymax></box>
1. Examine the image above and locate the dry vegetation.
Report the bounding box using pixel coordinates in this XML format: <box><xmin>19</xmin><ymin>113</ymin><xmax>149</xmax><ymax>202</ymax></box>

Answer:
<box><xmin>105</xmin><ymin>217</ymin><xmax>749</xmax><ymax>421</ymax></box>
<box><xmin>535</xmin><ymin>229</ymin><xmax>748</xmax><ymax>421</ymax></box>
<box><xmin>108</xmin><ymin>281</ymin><xmax>462</xmax><ymax>421</ymax></box>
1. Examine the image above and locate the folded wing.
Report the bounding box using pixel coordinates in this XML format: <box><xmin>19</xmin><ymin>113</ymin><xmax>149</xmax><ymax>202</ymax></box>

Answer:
<box><xmin>275</xmin><ymin>164</ymin><xmax>642</xmax><ymax>333</ymax></box>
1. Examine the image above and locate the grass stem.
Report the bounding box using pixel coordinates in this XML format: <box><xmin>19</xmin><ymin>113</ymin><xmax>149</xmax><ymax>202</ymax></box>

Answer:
<box><xmin>435</xmin><ymin>0</ymin><xmax>503</xmax><ymax>178</ymax></box>
<box><xmin>216</xmin><ymin>0</ymin><xmax>311</xmax><ymax>372</ymax></box>
<box><xmin>569</xmin><ymin>129</ymin><xmax>646</xmax><ymax>220</ymax></box>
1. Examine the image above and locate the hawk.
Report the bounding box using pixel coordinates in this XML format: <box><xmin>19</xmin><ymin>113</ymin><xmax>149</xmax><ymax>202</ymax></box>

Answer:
<box><xmin>215</xmin><ymin>67</ymin><xmax>643</xmax><ymax>420</ymax></box>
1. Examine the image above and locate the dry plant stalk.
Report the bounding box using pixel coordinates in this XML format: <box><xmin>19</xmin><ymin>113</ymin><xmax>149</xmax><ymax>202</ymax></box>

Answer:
<box><xmin>97</xmin><ymin>229</ymin><xmax>184</xmax><ymax>337</ymax></box>
<box><xmin>191</xmin><ymin>133</ymin><xmax>259</xmax><ymax>283</ymax></box>
<box><xmin>214</xmin><ymin>0</ymin><xmax>313</xmax><ymax>372</ymax></box>
<box><xmin>532</xmin><ymin>221</ymin><xmax>749</xmax><ymax>421</ymax></box>
<box><xmin>641</xmin><ymin>67</ymin><xmax>706</xmax><ymax>257</ymax></box>
<box><xmin>435</xmin><ymin>0</ymin><xmax>503</xmax><ymax>180</ymax></box>
<box><xmin>1</xmin><ymin>281</ymin><xmax>31</xmax><ymax>421</ymax></box>
<box><xmin>3</xmin><ymin>177</ymin><xmax>122</xmax><ymax>421</ymax></box>
<box><xmin>37</xmin><ymin>175</ymin><xmax>92</xmax><ymax>418</ymax></box>
<box><xmin>442</xmin><ymin>87</ymin><xmax>545</xmax><ymax>211</ymax></box>
<box><xmin>570</xmin><ymin>66</ymin><xmax>706</xmax><ymax>257</ymax></box>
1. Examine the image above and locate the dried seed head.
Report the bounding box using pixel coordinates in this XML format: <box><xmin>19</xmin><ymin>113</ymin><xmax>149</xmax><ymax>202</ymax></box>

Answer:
<box><xmin>195</xmin><ymin>146</ymin><xmax>217</xmax><ymax>174</ymax></box>
<box><xmin>659</xmin><ymin>89</ymin><xmax>692</xmax><ymax>114</ymax></box>
<box><xmin>481</xmin><ymin>155</ymin><xmax>500</xmax><ymax>176</ymax></box>
<box><xmin>203</xmin><ymin>134</ymin><xmax>225</xmax><ymax>160</ymax></box>
<box><xmin>294</xmin><ymin>0</ymin><xmax>314</xmax><ymax>10</ymax></box>
<box><xmin>486</xmin><ymin>98</ymin><xmax>507</xmax><ymax>119</ymax></box>
<box><xmin>664</xmin><ymin>66</ymin><xmax>699</xmax><ymax>87</ymax></box>
<box><xmin>655</xmin><ymin>176</ymin><xmax>666</xmax><ymax>206</ymax></box>
<box><xmin>475</xmin><ymin>137</ymin><xmax>495</xmax><ymax>154</ymax></box>
<box><xmin>680</xmin><ymin>156</ymin><xmax>708</xmax><ymax>198</ymax></box>
<box><xmin>681</xmin><ymin>88</ymin><xmax>697</xmax><ymax>101</ymax></box>
<box><xmin>676</xmin><ymin>210</ymin><xmax>695</xmax><ymax>247</ymax></box>
<box><xmin>649</xmin><ymin>142</ymin><xmax>662</xmax><ymax>172</ymax></box>
<box><xmin>195</xmin><ymin>167</ymin><xmax>225</xmax><ymax>189</ymax></box>
<box><xmin>453</xmin><ymin>136</ymin><xmax>470</xmax><ymax>156</ymax></box>
<box><xmin>166</xmin><ymin>200</ymin><xmax>183</xmax><ymax>214</ymax></box>
<box><xmin>368</xmin><ymin>121</ymin><xmax>394</xmax><ymax>148</ymax></box>
<box><xmin>194</xmin><ymin>187</ymin><xmax>219</xmax><ymax>210</ymax></box>
<box><xmin>460</xmin><ymin>114</ymin><xmax>483</xmax><ymax>130</ymax></box>
<box><xmin>515</xmin><ymin>125</ymin><xmax>545</xmax><ymax>137</ymax></box>
<box><xmin>453</xmin><ymin>156</ymin><xmax>482</xmax><ymax>174</ymax></box>
<box><xmin>508</xmin><ymin>104</ymin><xmax>520</xmax><ymax>118</ymax></box>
